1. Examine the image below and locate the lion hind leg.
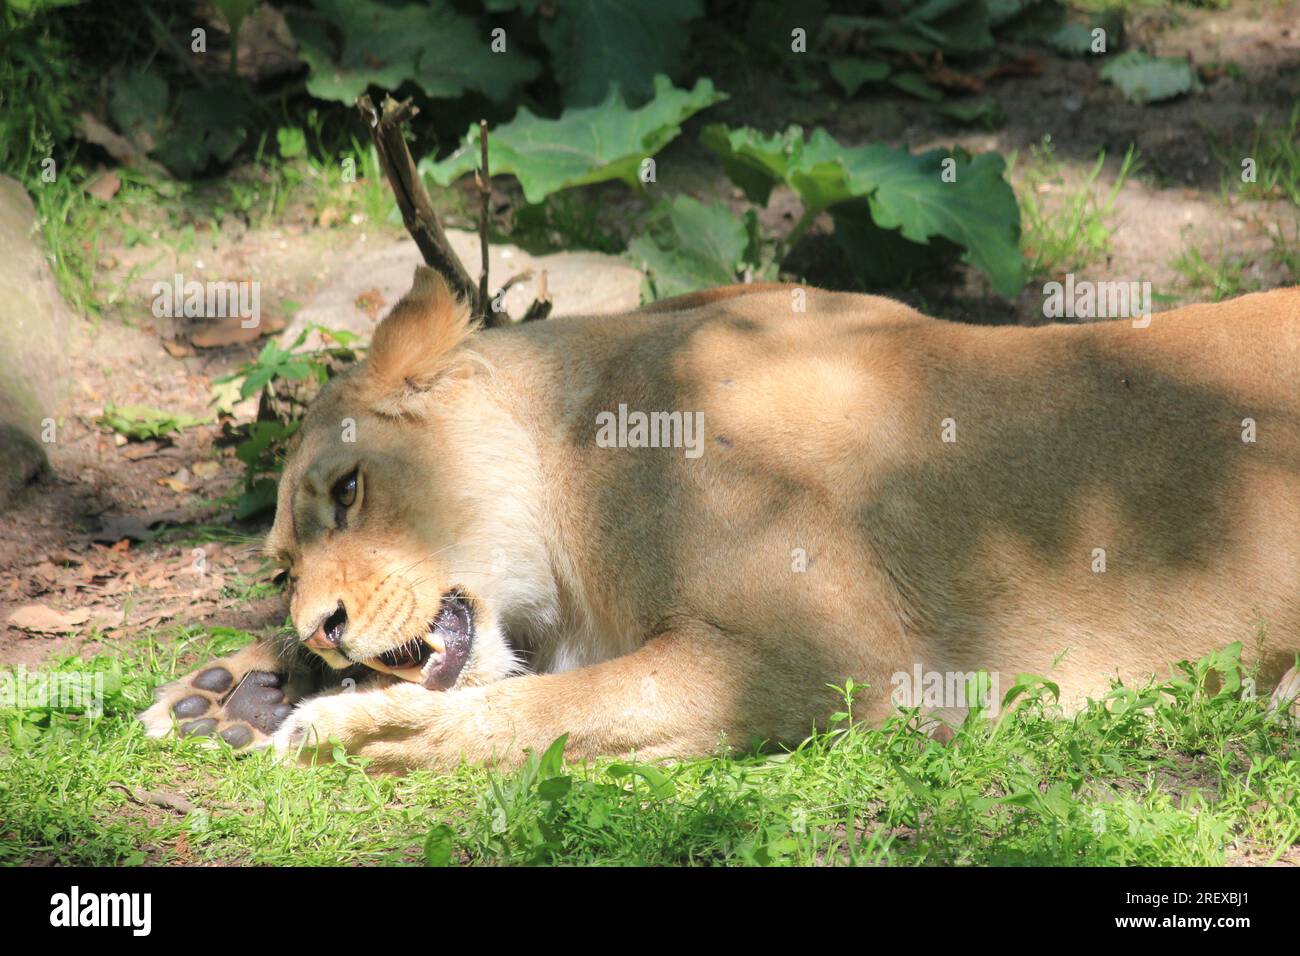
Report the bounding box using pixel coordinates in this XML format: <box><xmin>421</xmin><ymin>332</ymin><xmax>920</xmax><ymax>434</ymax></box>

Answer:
<box><xmin>139</xmin><ymin>640</ymin><xmax>306</xmax><ymax>749</ymax></box>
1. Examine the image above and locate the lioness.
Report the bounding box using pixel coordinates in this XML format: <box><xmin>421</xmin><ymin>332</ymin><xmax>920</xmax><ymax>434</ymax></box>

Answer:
<box><xmin>141</xmin><ymin>271</ymin><xmax>1300</xmax><ymax>769</ymax></box>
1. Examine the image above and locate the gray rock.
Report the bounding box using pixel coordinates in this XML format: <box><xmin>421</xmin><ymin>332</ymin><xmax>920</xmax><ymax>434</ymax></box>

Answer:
<box><xmin>280</xmin><ymin>229</ymin><xmax>643</xmax><ymax>349</ymax></box>
<box><xmin>0</xmin><ymin>175</ymin><xmax>72</xmax><ymax>510</ymax></box>
<box><xmin>0</xmin><ymin>423</ymin><xmax>47</xmax><ymax>503</ymax></box>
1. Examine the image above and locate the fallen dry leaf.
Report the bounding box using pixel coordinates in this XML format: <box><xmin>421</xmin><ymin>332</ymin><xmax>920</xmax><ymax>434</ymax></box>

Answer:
<box><xmin>162</xmin><ymin>338</ymin><xmax>197</xmax><ymax>359</ymax></box>
<box><xmin>119</xmin><ymin>441</ymin><xmax>160</xmax><ymax>461</ymax></box>
<box><xmin>7</xmin><ymin>604</ymin><xmax>91</xmax><ymax>633</ymax></box>
<box><xmin>985</xmin><ymin>54</ymin><xmax>1046</xmax><ymax>81</ymax></box>
<box><xmin>84</xmin><ymin>169</ymin><xmax>122</xmax><ymax>201</ymax></box>
<box><xmin>76</xmin><ymin>113</ymin><xmax>146</xmax><ymax>166</ymax></box>
<box><xmin>925</xmin><ymin>66</ymin><xmax>985</xmax><ymax>93</ymax></box>
<box><xmin>188</xmin><ymin>312</ymin><xmax>285</xmax><ymax>348</ymax></box>
<box><xmin>157</xmin><ymin>469</ymin><xmax>192</xmax><ymax>493</ymax></box>
<box><xmin>132</xmin><ymin>606</ymin><xmax>183</xmax><ymax>628</ymax></box>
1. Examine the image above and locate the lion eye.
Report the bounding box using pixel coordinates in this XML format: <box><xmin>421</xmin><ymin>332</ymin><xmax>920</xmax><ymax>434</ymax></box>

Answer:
<box><xmin>331</xmin><ymin>469</ymin><xmax>358</xmax><ymax>509</ymax></box>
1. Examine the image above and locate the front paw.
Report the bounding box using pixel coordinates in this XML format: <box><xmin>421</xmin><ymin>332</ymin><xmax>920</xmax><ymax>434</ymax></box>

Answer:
<box><xmin>270</xmin><ymin>695</ymin><xmax>355</xmax><ymax>762</ymax></box>
<box><xmin>272</xmin><ymin>683</ymin><xmax>468</xmax><ymax>770</ymax></box>
<box><xmin>141</xmin><ymin>658</ymin><xmax>294</xmax><ymax>750</ymax></box>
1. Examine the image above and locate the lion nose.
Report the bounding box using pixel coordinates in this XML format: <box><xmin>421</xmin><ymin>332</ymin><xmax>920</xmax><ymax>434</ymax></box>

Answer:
<box><xmin>306</xmin><ymin>602</ymin><xmax>348</xmax><ymax>651</ymax></box>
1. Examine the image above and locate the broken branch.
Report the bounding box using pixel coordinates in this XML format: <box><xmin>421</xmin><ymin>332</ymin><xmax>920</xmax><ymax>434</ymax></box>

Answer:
<box><xmin>357</xmin><ymin>96</ymin><xmax>553</xmax><ymax>328</ymax></box>
<box><xmin>476</xmin><ymin>118</ymin><xmax>500</xmax><ymax>327</ymax></box>
<box><xmin>356</xmin><ymin>94</ymin><xmax>482</xmax><ymax>320</ymax></box>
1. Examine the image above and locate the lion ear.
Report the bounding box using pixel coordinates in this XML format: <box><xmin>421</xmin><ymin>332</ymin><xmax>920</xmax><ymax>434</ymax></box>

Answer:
<box><xmin>360</xmin><ymin>266</ymin><xmax>475</xmax><ymax>417</ymax></box>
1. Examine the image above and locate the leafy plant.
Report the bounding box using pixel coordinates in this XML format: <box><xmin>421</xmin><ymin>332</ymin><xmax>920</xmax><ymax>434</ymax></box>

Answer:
<box><xmin>820</xmin><ymin>3</ymin><xmax>994</xmax><ymax>103</ymax></box>
<box><xmin>97</xmin><ymin>404</ymin><xmax>211</xmax><ymax>441</ymax></box>
<box><xmin>814</xmin><ymin>0</ymin><xmax>1090</xmax><ymax>103</ymax></box>
<box><xmin>535</xmin><ymin>0</ymin><xmax>704</xmax><ymax>107</ymax></box>
<box><xmin>1011</xmin><ymin>135</ymin><xmax>1137</xmax><ymax>281</ymax></box>
<box><xmin>929</xmin><ymin>97</ymin><xmax>1006</xmax><ymax>129</ymax></box>
<box><xmin>1101</xmin><ymin>51</ymin><xmax>1198</xmax><ymax>104</ymax></box>
<box><xmin>473</xmin><ymin>733</ymin><xmax>576</xmax><ymax>864</ymax></box>
<box><xmin>216</xmin><ymin>325</ymin><xmax>358</xmax><ymax>518</ymax></box>
<box><xmin>1045</xmin><ymin>7</ymin><xmax>1123</xmax><ymax>56</ymax></box>
<box><xmin>0</xmin><ymin>4</ymin><xmax>82</xmax><ymax>176</ymax></box>
<box><xmin>629</xmin><ymin>196</ymin><xmax>765</xmax><ymax>299</ymax></box>
<box><xmin>422</xmin><ymin>76</ymin><xmax>726</xmax><ymax>204</ymax></box>
<box><xmin>288</xmin><ymin>0</ymin><xmax>540</xmax><ymax>104</ymax></box>
<box><xmin>702</xmin><ymin>123</ymin><xmax>1026</xmax><ymax>297</ymax></box>
<box><xmin>214</xmin><ymin>0</ymin><xmax>258</xmax><ymax>76</ymax></box>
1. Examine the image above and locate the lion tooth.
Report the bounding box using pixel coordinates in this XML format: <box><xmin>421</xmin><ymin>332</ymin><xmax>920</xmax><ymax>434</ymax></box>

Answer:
<box><xmin>426</xmin><ymin>634</ymin><xmax>446</xmax><ymax>655</ymax></box>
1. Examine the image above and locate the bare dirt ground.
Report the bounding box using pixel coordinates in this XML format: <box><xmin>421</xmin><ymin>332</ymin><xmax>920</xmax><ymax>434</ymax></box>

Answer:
<box><xmin>1</xmin><ymin>0</ymin><xmax>1296</xmax><ymax>676</ymax></box>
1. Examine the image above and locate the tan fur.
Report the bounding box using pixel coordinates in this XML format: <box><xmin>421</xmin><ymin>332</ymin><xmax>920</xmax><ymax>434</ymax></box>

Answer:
<box><xmin>144</xmin><ymin>270</ymin><xmax>1300</xmax><ymax>770</ymax></box>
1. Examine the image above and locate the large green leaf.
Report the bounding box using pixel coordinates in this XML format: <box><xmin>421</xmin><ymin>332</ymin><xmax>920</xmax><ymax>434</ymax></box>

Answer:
<box><xmin>539</xmin><ymin>0</ymin><xmax>704</xmax><ymax>107</ymax></box>
<box><xmin>288</xmin><ymin>0</ymin><xmax>538</xmax><ymax>104</ymax></box>
<box><xmin>151</xmin><ymin>81</ymin><xmax>251</xmax><ymax>178</ymax></box>
<box><xmin>830</xmin><ymin>200</ymin><xmax>951</xmax><ymax>289</ymax></box>
<box><xmin>929</xmin><ymin>96</ymin><xmax>1006</xmax><ymax>129</ymax></box>
<box><xmin>1100</xmin><ymin>51</ymin><xmax>1197</xmax><ymax>104</ymax></box>
<box><xmin>828</xmin><ymin>58</ymin><xmax>891</xmax><ymax>97</ymax></box>
<box><xmin>819</xmin><ymin>2</ymin><xmax>993</xmax><ymax>59</ymax></box>
<box><xmin>911</xmin><ymin>0</ymin><xmax>994</xmax><ymax>53</ymax></box>
<box><xmin>703</xmin><ymin>125</ymin><xmax>880</xmax><ymax>215</ymax></box>
<box><xmin>627</xmin><ymin>196</ymin><xmax>757</xmax><ymax>300</ymax></box>
<box><xmin>421</xmin><ymin>76</ymin><xmax>726</xmax><ymax>204</ymax></box>
<box><xmin>847</xmin><ymin>147</ymin><xmax>1024</xmax><ymax>298</ymax></box>
<box><xmin>1047</xmin><ymin>9</ymin><xmax>1123</xmax><ymax>56</ymax></box>
<box><xmin>701</xmin><ymin>126</ymin><xmax>792</xmax><ymax>206</ymax></box>
<box><xmin>703</xmin><ymin>125</ymin><xmax>1025</xmax><ymax>297</ymax></box>
<box><xmin>985</xmin><ymin>0</ymin><xmax>1052</xmax><ymax>27</ymax></box>
<box><xmin>108</xmin><ymin>70</ymin><xmax>168</xmax><ymax>149</ymax></box>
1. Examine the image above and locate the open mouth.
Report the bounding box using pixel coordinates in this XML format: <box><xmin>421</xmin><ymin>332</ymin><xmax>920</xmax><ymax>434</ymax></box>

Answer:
<box><xmin>367</xmin><ymin>591</ymin><xmax>475</xmax><ymax>691</ymax></box>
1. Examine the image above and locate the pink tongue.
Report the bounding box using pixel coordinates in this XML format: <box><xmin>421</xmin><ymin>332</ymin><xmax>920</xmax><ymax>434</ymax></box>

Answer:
<box><xmin>421</xmin><ymin>598</ymin><xmax>472</xmax><ymax>690</ymax></box>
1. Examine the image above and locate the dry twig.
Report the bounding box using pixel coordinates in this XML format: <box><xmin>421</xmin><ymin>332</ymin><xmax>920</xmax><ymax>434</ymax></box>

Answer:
<box><xmin>355</xmin><ymin>96</ymin><xmax>553</xmax><ymax>327</ymax></box>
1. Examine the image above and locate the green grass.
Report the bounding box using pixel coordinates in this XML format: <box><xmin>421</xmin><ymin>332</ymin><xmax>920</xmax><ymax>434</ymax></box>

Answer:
<box><xmin>23</xmin><ymin>160</ymin><xmax>390</xmax><ymax>324</ymax></box>
<box><xmin>1171</xmin><ymin>244</ymin><xmax>1255</xmax><ymax>302</ymax></box>
<box><xmin>1172</xmin><ymin>218</ymin><xmax>1299</xmax><ymax>302</ymax></box>
<box><xmin>1</xmin><ymin>634</ymin><xmax>1296</xmax><ymax>866</ymax></box>
<box><xmin>1010</xmin><ymin>137</ymin><xmax>1139</xmax><ymax>283</ymax></box>
<box><xmin>235</xmin><ymin>112</ymin><xmax>398</xmax><ymax>232</ymax></box>
<box><xmin>19</xmin><ymin>109</ymin><xmax>402</xmax><ymax>324</ymax></box>
<box><xmin>1219</xmin><ymin>105</ymin><xmax>1300</xmax><ymax>207</ymax></box>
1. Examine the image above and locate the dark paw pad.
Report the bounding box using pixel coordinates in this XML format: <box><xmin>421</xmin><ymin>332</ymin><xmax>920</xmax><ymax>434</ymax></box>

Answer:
<box><xmin>225</xmin><ymin>671</ymin><xmax>293</xmax><ymax>733</ymax></box>
<box><xmin>193</xmin><ymin>666</ymin><xmax>233</xmax><ymax>693</ymax></box>
<box><xmin>219</xmin><ymin>723</ymin><xmax>255</xmax><ymax>748</ymax></box>
<box><xmin>172</xmin><ymin>694</ymin><xmax>210</xmax><ymax>718</ymax></box>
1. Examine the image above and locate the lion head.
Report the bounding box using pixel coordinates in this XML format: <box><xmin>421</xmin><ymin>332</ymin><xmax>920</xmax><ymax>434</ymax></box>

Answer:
<box><xmin>264</xmin><ymin>267</ymin><xmax>550</xmax><ymax>691</ymax></box>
